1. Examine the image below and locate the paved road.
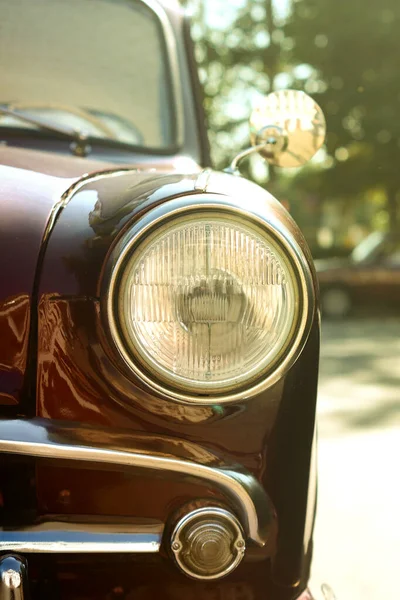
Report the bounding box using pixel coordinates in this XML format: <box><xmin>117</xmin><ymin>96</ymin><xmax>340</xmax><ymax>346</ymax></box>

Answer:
<box><xmin>310</xmin><ymin>318</ymin><xmax>400</xmax><ymax>600</ymax></box>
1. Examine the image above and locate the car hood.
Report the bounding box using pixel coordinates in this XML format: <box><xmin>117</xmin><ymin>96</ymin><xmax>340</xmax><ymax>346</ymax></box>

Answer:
<box><xmin>0</xmin><ymin>145</ymin><xmax>200</xmax><ymax>407</ymax></box>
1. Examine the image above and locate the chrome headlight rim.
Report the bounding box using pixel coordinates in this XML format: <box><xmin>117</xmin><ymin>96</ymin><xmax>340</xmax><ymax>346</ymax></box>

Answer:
<box><xmin>103</xmin><ymin>193</ymin><xmax>315</xmax><ymax>405</ymax></box>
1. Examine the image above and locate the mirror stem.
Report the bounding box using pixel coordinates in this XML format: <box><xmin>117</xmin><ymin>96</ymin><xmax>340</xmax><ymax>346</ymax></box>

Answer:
<box><xmin>224</xmin><ymin>142</ymin><xmax>272</xmax><ymax>176</ymax></box>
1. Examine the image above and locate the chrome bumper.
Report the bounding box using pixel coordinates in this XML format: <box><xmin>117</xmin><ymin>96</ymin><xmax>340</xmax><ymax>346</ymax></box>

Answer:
<box><xmin>0</xmin><ymin>418</ymin><xmax>273</xmax><ymax>552</ymax></box>
<box><xmin>0</xmin><ymin>519</ymin><xmax>163</xmax><ymax>554</ymax></box>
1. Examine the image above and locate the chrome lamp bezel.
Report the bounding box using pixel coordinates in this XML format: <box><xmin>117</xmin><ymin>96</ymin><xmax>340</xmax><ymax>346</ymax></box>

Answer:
<box><xmin>102</xmin><ymin>193</ymin><xmax>315</xmax><ymax>405</ymax></box>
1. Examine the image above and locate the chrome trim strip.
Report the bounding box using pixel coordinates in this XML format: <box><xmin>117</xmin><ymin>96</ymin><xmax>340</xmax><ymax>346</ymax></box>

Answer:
<box><xmin>139</xmin><ymin>0</ymin><xmax>184</xmax><ymax>146</ymax></box>
<box><xmin>104</xmin><ymin>192</ymin><xmax>315</xmax><ymax>404</ymax></box>
<box><xmin>194</xmin><ymin>168</ymin><xmax>212</xmax><ymax>191</ymax></box>
<box><xmin>0</xmin><ymin>419</ymin><xmax>272</xmax><ymax>547</ymax></box>
<box><xmin>43</xmin><ymin>169</ymin><xmax>135</xmax><ymax>249</ymax></box>
<box><xmin>0</xmin><ymin>521</ymin><xmax>162</xmax><ymax>554</ymax></box>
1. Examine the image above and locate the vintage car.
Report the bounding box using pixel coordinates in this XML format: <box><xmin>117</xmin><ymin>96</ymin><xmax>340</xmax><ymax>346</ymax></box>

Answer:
<box><xmin>0</xmin><ymin>1</ymin><xmax>331</xmax><ymax>599</ymax></box>
<box><xmin>317</xmin><ymin>231</ymin><xmax>400</xmax><ymax>318</ymax></box>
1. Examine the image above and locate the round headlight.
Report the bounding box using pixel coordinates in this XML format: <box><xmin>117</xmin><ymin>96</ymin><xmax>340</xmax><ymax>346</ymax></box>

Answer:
<box><xmin>105</xmin><ymin>195</ymin><xmax>313</xmax><ymax>403</ymax></box>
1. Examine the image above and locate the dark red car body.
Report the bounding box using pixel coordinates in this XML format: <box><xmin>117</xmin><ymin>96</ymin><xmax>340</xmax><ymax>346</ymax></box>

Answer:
<box><xmin>0</xmin><ymin>2</ymin><xmax>321</xmax><ymax>599</ymax></box>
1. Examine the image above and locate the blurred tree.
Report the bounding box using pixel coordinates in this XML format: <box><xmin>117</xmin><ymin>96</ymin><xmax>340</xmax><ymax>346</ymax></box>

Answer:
<box><xmin>181</xmin><ymin>0</ymin><xmax>293</xmax><ymax>174</ymax></box>
<box><xmin>182</xmin><ymin>0</ymin><xmax>400</xmax><ymax>244</ymax></box>
<box><xmin>283</xmin><ymin>0</ymin><xmax>400</xmax><ymax>230</ymax></box>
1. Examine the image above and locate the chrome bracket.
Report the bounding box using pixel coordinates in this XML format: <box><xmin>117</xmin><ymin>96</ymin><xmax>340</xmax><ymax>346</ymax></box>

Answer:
<box><xmin>224</xmin><ymin>125</ymin><xmax>288</xmax><ymax>176</ymax></box>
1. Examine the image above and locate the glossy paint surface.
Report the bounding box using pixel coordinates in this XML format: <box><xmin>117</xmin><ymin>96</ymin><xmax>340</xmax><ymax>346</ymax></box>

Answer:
<box><xmin>0</xmin><ymin>2</ymin><xmax>326</xmax><ymax>596</ymax></box>
<box><xmin>0</xmin><ymin>549</ymin><xmax>318</xmax><ymax>600</ymax></box>
<box><xmin>0</xmin><ymin>146</ymin><xmax>87</xmax><ymax>407</ymax></box>
<box><xmin>0</xmin><ymin>110</ymin><xmax>320</xmax><ymax>599</ymax></box>
<box><xmin>24</xmin><ymin>556</ymin><xmax>297</xmax><ymax>600</ymax></box>
<box><xmin>32</xmin><ymin>167</ymin><xmax>320</xmax><ymax>599</ymax></box>
<box><xmin>0</xmin><ymin>146</ymin><xmax>201</xmax><ymax>409</ymax></box>
<box><xmin>0</xmin><ymin>295</ymin><xmax>29</xmax><ymax>405</ymax></box>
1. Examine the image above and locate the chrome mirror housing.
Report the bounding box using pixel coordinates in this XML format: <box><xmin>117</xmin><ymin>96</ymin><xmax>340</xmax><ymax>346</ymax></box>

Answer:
<box><xmin>226</xmin><ymin>90</ymin><xmax>326</xmax><ymax>174</ymax></box>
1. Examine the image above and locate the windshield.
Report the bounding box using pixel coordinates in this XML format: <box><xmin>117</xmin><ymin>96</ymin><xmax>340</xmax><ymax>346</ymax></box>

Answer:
<box><xmin>0</xmin><ymin>0</ymin><xmax>176</xmax><ymax>150</ymax></box>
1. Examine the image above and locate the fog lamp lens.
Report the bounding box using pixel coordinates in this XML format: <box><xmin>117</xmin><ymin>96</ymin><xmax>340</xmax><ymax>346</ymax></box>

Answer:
<box><xmin>171</xmin><ymin>507</ymin><xmax>245</xmax><ymax>579</ymax></box>
<box><xmin>115</xmin><ymin>212</ymin><xmax>299</xmax><ymax>396</ymax></box>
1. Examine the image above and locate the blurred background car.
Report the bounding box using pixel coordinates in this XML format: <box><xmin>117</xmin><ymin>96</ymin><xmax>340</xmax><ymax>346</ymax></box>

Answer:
<box><xmin>315</xmin><ymin>231</ymin><xmax>400</xmax><ymax>318</ymax></box>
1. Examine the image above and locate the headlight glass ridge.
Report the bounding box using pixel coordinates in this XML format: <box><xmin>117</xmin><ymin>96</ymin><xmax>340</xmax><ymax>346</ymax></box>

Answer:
<box><xmin>115</xmin><ymin>210</ymin><xmax>299</xmax><ymax>396</ymax></box>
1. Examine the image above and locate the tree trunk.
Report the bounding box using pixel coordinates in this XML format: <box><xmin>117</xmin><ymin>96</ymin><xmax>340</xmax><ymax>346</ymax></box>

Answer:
<box><xmin>387</xmin><ymin>184</ymin><xmax>399</xmax><ymax>232</ymax></box>
<box><xmin>264</xmin><ymin>0</ymin><xmax>279</xmax><ymax>185</ymax></box>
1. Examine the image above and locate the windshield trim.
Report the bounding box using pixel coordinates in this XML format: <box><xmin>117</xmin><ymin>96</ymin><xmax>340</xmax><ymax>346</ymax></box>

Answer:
<box><xmin>0</xmin><ymin>126</ymin><xmax>182</xmax><ymax>157</ymax></box>
<box><xmin>140</xmin><ymin>0</ymin><xmax>184</xmax><ymax>148</ymax></box>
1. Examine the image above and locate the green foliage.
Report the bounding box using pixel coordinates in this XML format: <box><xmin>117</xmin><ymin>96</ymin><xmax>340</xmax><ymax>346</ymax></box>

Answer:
<box><xmin>188</xmin><ymin>0</ymin><xmax>288</xmax><ymax>169</ymax></box>
<box><xmin>286</xmin><ymin>0</ymin><xmax>400</xmax><ymax>228</ymax></box>
<box><xmin>187</xmin><ymin>0</ymin><xmax>400</xmax><ymax>245</ymax></box>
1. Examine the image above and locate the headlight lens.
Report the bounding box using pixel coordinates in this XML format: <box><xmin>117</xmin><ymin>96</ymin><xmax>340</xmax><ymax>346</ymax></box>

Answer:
<box><xmin>111</xmin><ymin>209</ymin><xmax>301</xmax><ymax>399</ymax></box>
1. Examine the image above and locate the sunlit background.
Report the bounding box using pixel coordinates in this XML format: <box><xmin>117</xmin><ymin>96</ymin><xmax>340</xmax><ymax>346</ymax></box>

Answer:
<box><xmin>183</xmin><ymin>0</ymin><xmax>400</xmax><ymax>254</ymax></box>
<box><xmin>181</xmin><ymin>1</ymin><xmax>400</xmax><ymax>598</ymax></box>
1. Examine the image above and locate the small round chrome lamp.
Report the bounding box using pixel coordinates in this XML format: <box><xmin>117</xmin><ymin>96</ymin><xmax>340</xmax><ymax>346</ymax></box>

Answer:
<box><xmin>170</xmin><ymin>507</ymin><xmax>245</xmax><ymax>580</ymax></box>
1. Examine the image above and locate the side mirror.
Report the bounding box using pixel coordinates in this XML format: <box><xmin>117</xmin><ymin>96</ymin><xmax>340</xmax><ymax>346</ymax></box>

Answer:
<box><xmin>250</xmin><ymin>90</ymin><xmax>326</xmax><ymax>167</ymax></box>
<box><xmin>226</xmin><ymin>90</ymin><xmax>326</xmax><ymax>174</ymax></box>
